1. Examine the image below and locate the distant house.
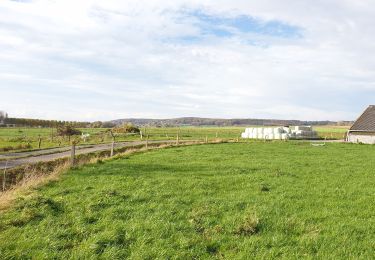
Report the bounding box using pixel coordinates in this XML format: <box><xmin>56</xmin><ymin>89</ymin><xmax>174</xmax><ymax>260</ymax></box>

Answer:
<box><xmin>347</xmin><ymin>105</ymin><xmax>375</xmax><ymax>144</ymax></box>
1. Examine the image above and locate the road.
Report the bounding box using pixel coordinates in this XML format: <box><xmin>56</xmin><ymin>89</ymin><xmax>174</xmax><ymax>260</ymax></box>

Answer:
<box><xmin>0</xmin><ymin>140</ymin><xmax>175</xmax><ymax>170</ymax></box>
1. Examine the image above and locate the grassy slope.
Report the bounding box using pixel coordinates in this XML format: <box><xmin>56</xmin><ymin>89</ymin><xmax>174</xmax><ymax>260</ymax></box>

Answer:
<box><xmin>1</xmin><ymin>142</ymin><xmax>374</xmax><ymax>259</ymax></box>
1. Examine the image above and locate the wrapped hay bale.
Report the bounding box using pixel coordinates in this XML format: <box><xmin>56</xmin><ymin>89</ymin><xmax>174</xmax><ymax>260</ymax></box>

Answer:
<box><xmin>264</xmin><ymin>128</ymin><xmax>272</xmax><ymax>135</ymax></box>
<box><xmin>281</xmin><ymin>133</ymin><xmax>288</xmax><ymax>140</ymax></box>
<box><xmin>274</xmin><ymin>127</ymin><xmax>283</xmax><ymax>134</ymax></box>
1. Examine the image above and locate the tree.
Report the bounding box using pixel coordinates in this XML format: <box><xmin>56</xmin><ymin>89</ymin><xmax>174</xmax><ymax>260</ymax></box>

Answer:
<box><xmin>88</xmin><ymin>121</ymin><xmax>103</xmax><ymax>128</ymax></box>
<box><xmin>101</xmin><ymin>121</ymin><xmax>116</xmax><ymax>128</ymax></box>
<box><xmin>0</xmin><ymin>111</ymin><xmax>6</xmax><ymax>124</ymax></box>
<box><xmin>113</xmin><ymin>122</ymin><xmax>140</xmax><ymax>134</ymax></box>
<box><xmin>57</xmin><ymin>125</ymin><xmax>82</xmax><ymax>142</ymax></box>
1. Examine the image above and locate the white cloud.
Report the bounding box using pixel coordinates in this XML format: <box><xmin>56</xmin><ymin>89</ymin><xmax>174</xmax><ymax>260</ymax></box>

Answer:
<box><xmin>1</xmin><ymin>0</ymin><xmax>375</xmax><ymax>121</ymax></box>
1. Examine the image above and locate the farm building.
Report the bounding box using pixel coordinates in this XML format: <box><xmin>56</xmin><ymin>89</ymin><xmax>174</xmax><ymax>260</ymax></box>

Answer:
<box><xmin>347</xmin><ymin>105</ymin><xmax>375</xmax><ymax>144</ymax></box>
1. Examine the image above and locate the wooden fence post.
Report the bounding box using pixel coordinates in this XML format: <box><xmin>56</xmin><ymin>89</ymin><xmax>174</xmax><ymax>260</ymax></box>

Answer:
<box><xmin>146</xmin><ymin>135</ymin><xmax>149</xmax><ymax>149</ymax></box>
<box><xmin>70</xmin><ymin>144</ymin><xmax>76</xmax><ymax>167</ymax></box>
<box><xmin>216</xmin><ymin>132</ymin><xmax>218</xmax><ymax>138</ymax></box>
<box><xmin>176</xmin><ymin>133</ymin><xmax>179</xmax><ymax>145</ymax></box>
<box><xmin>110</xmin><ymin>141</ymin><xmax>115</xmax><ymax>157</ymax></box>
<box><xmin>205</xmin><ymin>136</ymin><xmax>208</xmax><ymax>143</ymax></box>
<box><xmin>2</xmin><ymin>161</ymin><xmax>8</xmax><ymax>192</ymax></box>
<box><xmin>38</xmin><ymin>136</ymin><xmax>42</xmax><ymax>149</ymax></box>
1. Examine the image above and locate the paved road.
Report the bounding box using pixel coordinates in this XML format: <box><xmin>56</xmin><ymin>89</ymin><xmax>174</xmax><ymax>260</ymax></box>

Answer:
<box><xmin>0</xmin><ymin>140</ymin><xmax>175</xmax><ymax>170</ymax></box>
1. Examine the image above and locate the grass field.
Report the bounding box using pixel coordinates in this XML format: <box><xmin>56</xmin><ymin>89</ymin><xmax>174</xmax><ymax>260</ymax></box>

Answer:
<box><xmin>0</xmin><ymin>125</ymin><xmax>348</xmax><ymax>153</ymax></box>
<box><xmin>0</xmin><ymin>127</ymin><xmax>243</xmax><ymax>153</ymax></box>
<box><xmin>0</xmin><ymin>142</ymin><xmax>374</xmax><ymax>259</ymax></box>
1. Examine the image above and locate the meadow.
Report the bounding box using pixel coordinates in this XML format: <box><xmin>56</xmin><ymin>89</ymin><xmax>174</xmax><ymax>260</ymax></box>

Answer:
<box><xmin>0</xmin><ymin>141</ymin><xmax>374</xmax><ymax>259</ymax></box>
<box><xmin>0</xmin><ymin>125</ymin><xmax>348</xmax><ymax>153</ymax></box>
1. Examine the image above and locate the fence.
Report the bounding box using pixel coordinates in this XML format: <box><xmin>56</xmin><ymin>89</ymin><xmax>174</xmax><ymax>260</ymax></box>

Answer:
<box><xmin>0</xmin><ymin>126</ymin><xmax>348</xmax><ymax>192</ymax></box>
<box><xmin>0</xmin><ymin>137</ymin><xmax>231</xmax><ymax>192</ymax></box>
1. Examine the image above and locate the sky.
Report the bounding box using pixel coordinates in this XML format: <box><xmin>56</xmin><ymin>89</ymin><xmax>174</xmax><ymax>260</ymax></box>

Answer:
<box><xmin>1</xmin><ymin>0</ymin><xmax>375</xmax><ymax>121</ymax></box>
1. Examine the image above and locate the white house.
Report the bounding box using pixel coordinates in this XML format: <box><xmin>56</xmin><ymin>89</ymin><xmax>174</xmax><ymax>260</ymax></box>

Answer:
<box><xmin>347</xmin><ymin>105</ymin><xmax>375</xmax><ymax>144</ymax></box>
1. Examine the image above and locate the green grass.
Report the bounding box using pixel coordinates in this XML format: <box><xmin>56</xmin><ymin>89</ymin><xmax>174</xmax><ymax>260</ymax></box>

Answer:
<box><xmin>1</xmin><ymin>142</ymin><xmax>375</xmax><ymax>259</ymax></box>
<box><xmin>0</xmin><ymin>128</ymin><xmax>107</xmax><ymax>153</ymax></box>
<box><xmin>314</xmin><ymin>126</ymin><xmax>349</xmax><ymax>139</ymax></box>
<box><xmin>0</xmin><ymin>127</ymin><xmax>243</xmax><ymax>153</ymax></box>
<box><xmin>0</xmin><ymin>125</ymin><xmax>348</xmax><ymax>153</ymax></box>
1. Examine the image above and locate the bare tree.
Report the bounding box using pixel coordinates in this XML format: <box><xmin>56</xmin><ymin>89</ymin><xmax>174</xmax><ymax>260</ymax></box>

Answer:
<box><xmin>0</xmin><ymin>111</ymin><xmax>6</xmax><ymax>124</ymax></box>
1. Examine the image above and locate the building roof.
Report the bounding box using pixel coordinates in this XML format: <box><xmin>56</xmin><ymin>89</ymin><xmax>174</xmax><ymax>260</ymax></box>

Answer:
<box><xmin>350</xmin><ymin>105</ymin><xmax>375</xmax><ymax>132</ymax></box>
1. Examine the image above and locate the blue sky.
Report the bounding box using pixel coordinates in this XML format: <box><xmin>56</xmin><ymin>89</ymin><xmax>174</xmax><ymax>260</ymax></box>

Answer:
<box><xmin>1</xmin><ymin>0</ymin><xmax>375</xmax><ymax>121</ymax></box>
<box><xmin>186</xmin><ymin>10</ymin><xmax>301</xmax><ymax>38</ymax></box>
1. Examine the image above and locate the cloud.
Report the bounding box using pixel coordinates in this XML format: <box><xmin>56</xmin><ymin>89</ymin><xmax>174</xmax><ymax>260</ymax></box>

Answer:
<box><xmin>0</xmin><ymin>0</ymin><xmax>374</xmax><ymax>121</ymax></box>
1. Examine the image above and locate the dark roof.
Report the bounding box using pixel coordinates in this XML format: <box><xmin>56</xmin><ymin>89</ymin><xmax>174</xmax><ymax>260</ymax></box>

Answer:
<box><xmin>350</xmin><ymin>105</ymin><xmax>375</xmax><ymax>131</ymax></box>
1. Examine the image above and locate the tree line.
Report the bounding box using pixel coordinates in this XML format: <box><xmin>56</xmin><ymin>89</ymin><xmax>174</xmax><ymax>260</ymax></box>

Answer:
<box><xmin>4</xmin><ymin>118</ymin><xmax>89</xmax><ymax>128</ymax></box>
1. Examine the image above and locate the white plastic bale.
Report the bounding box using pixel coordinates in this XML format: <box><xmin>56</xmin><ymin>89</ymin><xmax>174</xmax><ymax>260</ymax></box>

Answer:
<box><xmin>274</xmin><ymin>128</ymin><xmax>282</xmax><ymax>134</ymax></box>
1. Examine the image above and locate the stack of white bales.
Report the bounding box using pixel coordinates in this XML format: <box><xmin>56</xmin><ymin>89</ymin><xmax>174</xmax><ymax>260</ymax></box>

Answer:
<box><xmin>241</xmin><ymin>126</ymin><xmax>317</xmax><ymax>140</ymax></box>
<box><xmin>241</xmin><ymin>127</ymin><xmax>289</xmax><ymax>140</ymax></box>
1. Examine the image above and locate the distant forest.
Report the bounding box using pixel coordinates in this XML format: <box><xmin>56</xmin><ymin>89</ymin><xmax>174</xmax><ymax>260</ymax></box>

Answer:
<box><xmin>3</xmin><ymin>118</ymin><xmax>89</xmax><ymax>128</ymax></box>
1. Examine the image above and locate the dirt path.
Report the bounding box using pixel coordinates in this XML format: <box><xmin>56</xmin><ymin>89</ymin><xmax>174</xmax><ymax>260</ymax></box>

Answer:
<box><xmin>0</xmin><ymin>140</ymin><xmax>175</xmax><ymax>170</ymax></box>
